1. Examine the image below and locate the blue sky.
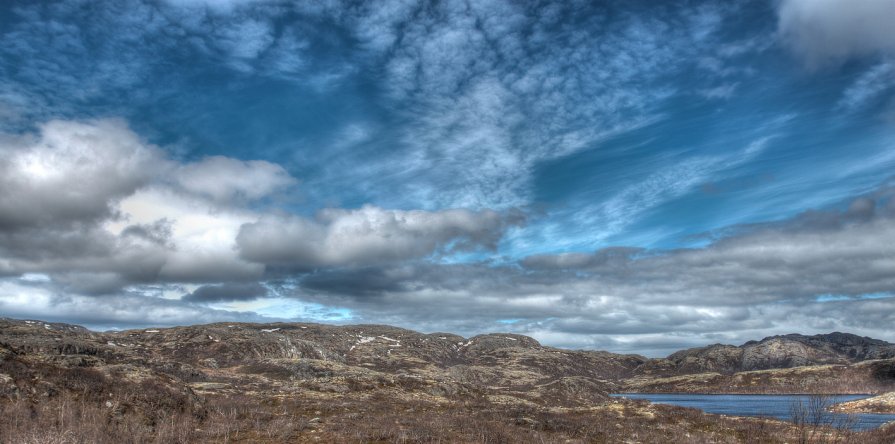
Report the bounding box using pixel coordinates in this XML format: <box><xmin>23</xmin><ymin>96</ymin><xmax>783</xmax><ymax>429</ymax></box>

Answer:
<box><xmin>1</xmin><ymin>0</ymin><xmax>894</xmax><ymax>356</ymax></box>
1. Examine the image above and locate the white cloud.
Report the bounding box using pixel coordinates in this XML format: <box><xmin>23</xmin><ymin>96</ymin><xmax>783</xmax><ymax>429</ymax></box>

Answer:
<box><xmin>173</xmin><ymin>155</ymin><xmax>296</xmax><ymax>202</ymax></box>
<box><xmin>0</xmin><ymin>119</ymin><xmax>281</xmax><ymax>289</ymax></box>
<box><xmin>237</xmin><ymin>205</ymin><xmax>523</xmax><ymax>268</ymax></box>
<box><xmin>0</xmin><ymin>118</ymin><xmax>521</xmax><ymax>295</ymax></box>
<box><xmin>0</xmin><ymin>119</ymin><xmax>164</xmax><ymax>229</ymax></box>
<box><xmin>111</xmin><ymin>186</ymin><xmax>265</xmax><ymax>283</ymax></box>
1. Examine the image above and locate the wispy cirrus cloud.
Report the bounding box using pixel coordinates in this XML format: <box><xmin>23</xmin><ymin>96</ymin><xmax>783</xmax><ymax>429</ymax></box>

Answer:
<box><xmin>837</xmin><ymin>61</ymin><xmax>895</xmax><ymax>112</ymax></box>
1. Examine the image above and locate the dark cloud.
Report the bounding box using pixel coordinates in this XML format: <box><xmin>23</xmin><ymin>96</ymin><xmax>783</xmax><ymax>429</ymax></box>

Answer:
<box><xmin>183</xmin><ymin>282</ymin><xmax>268</xmax><ymax>303</ymax></box>
<box><xmin>521</xmin><ymin>247</ymin><xmax>646</xmax><ymax>270</ymax></box>
<box><xmin>300</xmin><ymin>266</ymin><xmax>418</xmax><ymax>297</ymax></box>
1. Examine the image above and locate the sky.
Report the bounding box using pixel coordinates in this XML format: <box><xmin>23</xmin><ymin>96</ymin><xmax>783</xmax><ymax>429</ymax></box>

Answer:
<box><xmin>0</xmin><ymin>0</ymin><xmax>894</xmax><ymax>357</ymax></box>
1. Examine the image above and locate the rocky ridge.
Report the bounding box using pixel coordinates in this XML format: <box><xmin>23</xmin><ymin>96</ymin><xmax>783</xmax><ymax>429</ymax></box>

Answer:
<box><xmin>0</xmin><ymin>318</ymin><xmax>646</xmax><ymax>408</ymax></box>
<box><xmin>634</xmin><ymin>332</ymin><xmax>895</xmax><ymax>377</ymax></box>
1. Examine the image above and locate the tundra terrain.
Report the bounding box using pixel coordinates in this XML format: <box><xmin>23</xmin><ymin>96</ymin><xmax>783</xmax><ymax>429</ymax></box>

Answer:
<box><xmin>1</xmin><ymin>318</ymin><xmax>894</xmax><ymax>443</ymax></box>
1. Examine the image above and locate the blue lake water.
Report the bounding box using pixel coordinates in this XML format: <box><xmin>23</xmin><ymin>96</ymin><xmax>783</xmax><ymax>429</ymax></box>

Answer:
<box><xmin>611</xmin><ymin>393</ymin><xmax>895</xmax><ymax>431</ymax></box>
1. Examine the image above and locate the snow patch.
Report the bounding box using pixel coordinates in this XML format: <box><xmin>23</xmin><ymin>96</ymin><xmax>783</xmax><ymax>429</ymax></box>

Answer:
<box><xmin>144</xmin><ymin>330</ymin><xmax>159</xmax><ymax>333</ymax></box>
<box><xmin>261</xmin><ymin>328</ymin><xmax>281</xmax><ymax>333</ymax></box>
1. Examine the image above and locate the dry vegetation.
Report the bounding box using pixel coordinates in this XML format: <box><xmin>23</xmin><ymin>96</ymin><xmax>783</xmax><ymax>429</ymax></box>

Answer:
<box><xmin>6</xmin><ymin>381</ymin><xmax>893</xmax><ymax>444</ymax></box>
<box><xmin>834</xmin><ymin>392</ymin><xmax>895</xmax><ymax>414</ymax></box>
<box><xmin>2</xmin><ymin>318</ymin><xmax>895</xmax><ymax>443</ymax></box>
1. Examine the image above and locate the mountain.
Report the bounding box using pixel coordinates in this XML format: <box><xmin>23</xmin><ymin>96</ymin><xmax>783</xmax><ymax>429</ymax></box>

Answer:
<box><xmin>0</xmin><ymin>318</ymin><xmax>645</xmax><ymax>408</ymax></box>
<box><xmin>635</xmin><ymin>332</ymin><xmax>895</xmax><ymax>376</ymax></box>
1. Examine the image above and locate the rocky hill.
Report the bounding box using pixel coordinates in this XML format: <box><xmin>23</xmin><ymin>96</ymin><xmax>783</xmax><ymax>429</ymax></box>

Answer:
<box><xmin>0</xmin><ymin>318</ymin><xmax>646</xmax><ymax>409</ymax></box>
<box><xmin>635</xmin><ymin>332</ymin><xmax>895</xmax><ymax>377</ymax></box>
<box><xmin>3</xmin><ymin>318</ymin><xmax>895</xmax><ymax>443</ymax></box>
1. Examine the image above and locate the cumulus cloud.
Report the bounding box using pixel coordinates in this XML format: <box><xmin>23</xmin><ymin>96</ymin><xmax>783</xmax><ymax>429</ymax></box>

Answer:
<box><xmin>0</xmin><ymin>118</ymin><xmax>521</xmax><ymax>303</ymax></box>
<box><xmin>0</xmin><ymin>119</ymin><xmax>163</xmax><ymax>230</ymax></box>
<box><xmin>237</xmin><ymin>206</ymin><xmax>524</xmax><ymax>268</ymax></box>
<box><xmin>777</xmin><ymin>0</ymin><xmax>895</xmax><ymax>65</ymax></box>
<box><xmin>172</xmin><ymin>156</ymin><xmax>296</xmax><ymax>203</ymax></box>
<box><xmin>0</xmin><ymin>119</ymin><xmax>289</xmax><ymax>291</ymax></box>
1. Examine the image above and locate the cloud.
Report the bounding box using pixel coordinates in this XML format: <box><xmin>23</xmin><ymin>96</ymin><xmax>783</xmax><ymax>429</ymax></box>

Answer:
<box><xmin>521</xmin><ymin>247</ymin><xmax>646</xmax><ymax>271</ymax></box>
<box><xmin>0</xmin><ymin>118</ymin><xmax>521</xmax><ymax>299</ymax></box>
<box><xmin>0</xmin><ymin>279</ymin><xmax>271</xmax><ymax>329</ymax></box>
<box><xmin>173</xmin><ymin>156</ymin><xmax>296</xmax><ymax>203</ymax></box>
<box><xmin>515</xmin><ymin>136</ymin><xmax>774</xmax><ymax>253</ymax></box>
<box><xmin>0</xmin><ymin>119</ymin><xmax>163</xmax><ymax>230</ymax></box>
<box><xmin>161</xmin><ymin>0</ymin><xmax>268</xmax><ymax>12</ymax></box>
<box><xmin>288</xmin><ymin>185</ymin><xmax>895</xmax><ymax>355</ymax></box>
<box><xmin>236</xmin><ymin>205</ymin><xmax>524</xmax><ymax>268</ymax></box>
<box><xmin>777</xmin><ymin>0</ymin><xmax>895</xmax><ymax>65</ymax></box>
<box><xmin>323</xmin><ymin>0</ymin><xmax>745</xmax><ymax>209</ymax></box>
<box><xmin>0</xmin><ymin>119</ymin><xmax>285</xmax><ymax>291</ymax></box>
<box><xmin>837</xmin><ymin>61</ymin><xmax>895</xmax><ymax>111</ymax></box>
<box><xmin>183</xmin><ymin>282</ymin><xmax>268</xmax><ymax>302</ymax></box>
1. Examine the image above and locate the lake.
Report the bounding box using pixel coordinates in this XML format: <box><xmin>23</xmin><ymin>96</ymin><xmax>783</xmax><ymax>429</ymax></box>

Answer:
<box><xmin>611</xmin><ymin>393</ymin><xmax>895</xmax><ymax>431</ymax></box>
